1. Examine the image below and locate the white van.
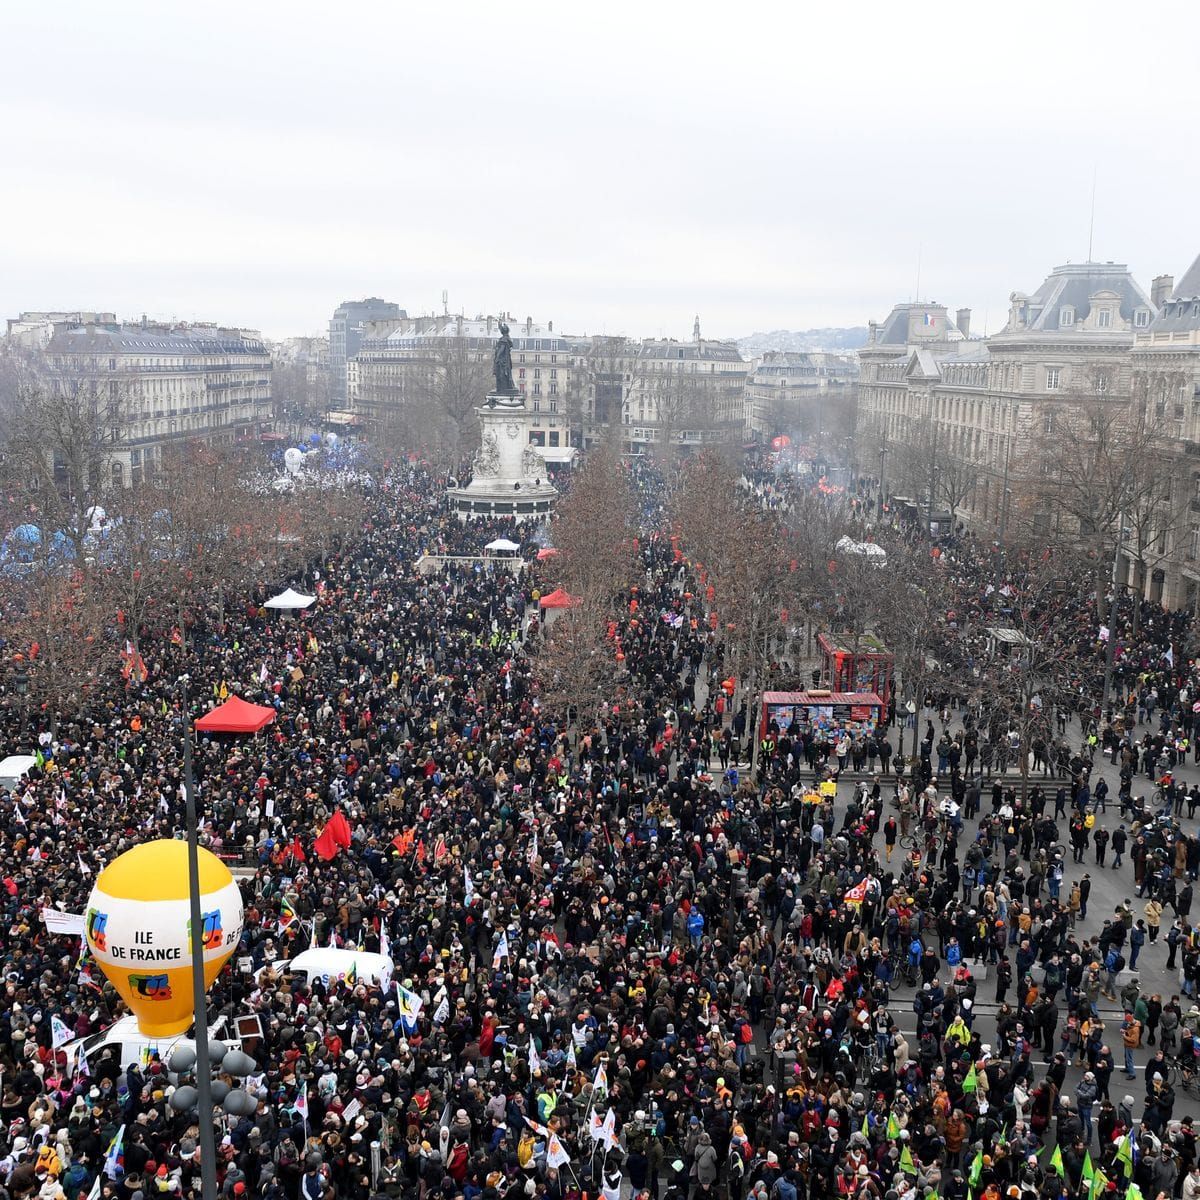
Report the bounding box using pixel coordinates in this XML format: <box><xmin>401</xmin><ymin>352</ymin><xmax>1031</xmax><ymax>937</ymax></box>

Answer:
<box><xmin>67</xmin><ymin>1014</ymin><xmax>241</xmax><ymax>1071</ymax></box>
<box><xmin>271</xmin><ymin>948</ymin><xmax>393</xmax><ymax>989</ymax></box>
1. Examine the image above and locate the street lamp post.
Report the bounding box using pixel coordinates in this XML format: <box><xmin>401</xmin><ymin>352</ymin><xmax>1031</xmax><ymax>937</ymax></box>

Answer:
<box><xmin>1100</xmin><ymin>529</ymin><xmax>1130</xmax><ymax>723</ymax></box>
<box><xmin>993</xmin><ymin>436</ymin><xmax>1013</xmax><ymax>594</ymax></box>
<box><xmin>179</xmin><ymin>676</ymin><xmax>218</xmax><ymax>1200</ymax></box>
<box><xmin>12</xmin><ymin>664</ymin><xmax>29</xmax><ymax>735</ymax></box>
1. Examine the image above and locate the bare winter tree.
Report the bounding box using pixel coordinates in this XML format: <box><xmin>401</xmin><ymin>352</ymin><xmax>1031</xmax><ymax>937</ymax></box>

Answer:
<box><xmin>676</xmin><ymin>451</ymin><xmax>801</xmax><ymax>768</ymax></box>
<box><xmin>1029</xmin><ymin>385</ymin><xmax>1174</xmax><ymax>614</ymax></box>
<box><xmin>969</xmin><ymin>546</ymin><xmax>1091</xmax><ymax>796</ymax></box>
<box><xmin>149</xmin><ymin>445</ymin><xmax>263</xmax><ymax>634</ymax></box>
<box><xmin>0</xmin><ymin>355</ymin><xmax>130</xmax><ymax>568</ymax></box>
<box><xmin>532</xmin><ymin>443</ymin><xmax>638</xmax><ymax>733</ymax></box>
<box><xmin>6</xmin><ymin>559</ymin><xmax>115</xmax><ymax>727</ymax></box>
<box><xmin>430</xmin><ymin>332</ymin><xmax>493</xmax><ymax>460</ymax></box>
<box><xmin>271</xmin><ymin>357</ymin><xmax>330</xmax><ymax>439</ymax></box>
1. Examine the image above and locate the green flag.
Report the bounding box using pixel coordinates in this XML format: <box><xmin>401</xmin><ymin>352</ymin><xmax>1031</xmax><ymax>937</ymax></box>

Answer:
<box><xmin>862</xmin><ymin>1114</ymin><xmax>870</xmax><ymax>1138</ymax></box>
<box><xmin>1081</xmin><ymin>1151</ymin><xmax>1095</xmax><ymax>1184</ymax></box>
<box><xmin>1049</xmin><ymin>1145</ymin><xmax>1064</xmax><ymax>1177</ymax></box>
<box><xmin>969</xmin><ymin>1151</ymin><xmax>984</xmax><ymax>1188</ymax></box>
<box><xmin>900</xmin><ymin>1146</ymin><xmax>916</xmax><ymax>1175</ymax></box>
<box><xmin>1114</xmin><ymin>1134</ymin><xmax>1134</xmax><ymax>1178</ymax></box>
<box><xmin>962</xmin><ymin>1062</ymin><xmax>978</xmax><ymax>1093</ymax></box>
<box><xmin>1125</xmin><ymin>1184</ymin><xmax>1143</xmax><ymax>1200</ymax></box>
<box><xmin>1091</xmin><ymin>1170</ymin><xmax>1108</xmax><ymax>1200</ymax></box>
<box><xmin>886</xmin><ymin>1113</ymin><xmax>900</xmax><ymax>1139</ymax></box>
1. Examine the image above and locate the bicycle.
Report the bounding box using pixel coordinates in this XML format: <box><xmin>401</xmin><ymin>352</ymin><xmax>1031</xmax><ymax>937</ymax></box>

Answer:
<box><xmin>1166</xmin><ymin>1061</ymin><xmax>1200</xmax><ymax>1098</ymax></box>
<box><xmin>899</xmin><ymin>833</ymin><xmax>919</xmax><ymax>850</ymax></box>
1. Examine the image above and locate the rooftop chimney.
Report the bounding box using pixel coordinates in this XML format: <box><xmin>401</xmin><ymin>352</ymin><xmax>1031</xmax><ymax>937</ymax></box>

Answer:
<box><xmin>956</xmin><ymin>308</ymin><xmax>971</xmax><ymax>339</ymax></box>
<box><xmin>526</xmin><ymin>316</ymin><xmax>532</xmax><ymax>335</ymax></box>
<box><xmin>1152</xmin><ymin>275</ymin><xmax>1174</xmax><ymax>308</ymax></box>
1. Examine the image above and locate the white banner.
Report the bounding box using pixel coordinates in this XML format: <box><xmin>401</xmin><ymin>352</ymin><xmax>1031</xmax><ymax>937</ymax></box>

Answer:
<box><xmin>43</xmin><ymin>909</ymin><xmax>86</xmax><ymax>937</ymax></box>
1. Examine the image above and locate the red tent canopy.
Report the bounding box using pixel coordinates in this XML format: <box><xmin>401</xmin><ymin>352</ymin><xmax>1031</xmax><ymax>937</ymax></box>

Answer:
<box><xmin>539</xmin><ymin>588</ymin><xmax>581</xmax><ymax>610</ymax></box>
<box><xmin>535</xmin><ymin>547</ymin><xmax>559</xmax><ymax>561</ymax></box>
<box><xmin>194</xmin><ymin>695</ymin><xmax>277</xmax><ymax>734</ymax></box>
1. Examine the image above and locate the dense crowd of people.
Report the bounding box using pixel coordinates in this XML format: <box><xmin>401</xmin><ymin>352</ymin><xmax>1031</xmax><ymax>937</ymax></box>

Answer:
<box><xmin>4</xmin><ymin>456</ymin><xmax>1200</xmax><ymax>1200</ymax></box>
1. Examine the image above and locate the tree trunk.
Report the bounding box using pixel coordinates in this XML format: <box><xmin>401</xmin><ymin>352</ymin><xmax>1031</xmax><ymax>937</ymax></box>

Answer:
<box><xmin>1130</xmin><ymin>564</ymin><xmax>1143</xmax><ymax>639</ymax></box>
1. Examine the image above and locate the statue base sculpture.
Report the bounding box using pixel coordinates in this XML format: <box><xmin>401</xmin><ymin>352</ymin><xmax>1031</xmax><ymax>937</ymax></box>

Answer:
<box><xmin>447</xmin><ymin>393</ymin><xmax>558</xmax><ymax>524</ymax></box>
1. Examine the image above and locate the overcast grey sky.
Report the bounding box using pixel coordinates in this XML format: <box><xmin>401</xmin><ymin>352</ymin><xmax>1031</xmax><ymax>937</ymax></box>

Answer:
<box><xmin>3</xmin><ymin>1</ymin><xmax>1197</xmax><ymax>342</ymax></box>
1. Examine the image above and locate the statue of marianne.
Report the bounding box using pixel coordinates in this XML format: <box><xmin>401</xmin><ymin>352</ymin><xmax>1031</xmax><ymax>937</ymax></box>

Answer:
<box><xmin>493</xmin><ymin>322</ymin><xmax>516</xmax><ymax>394</ymax></box>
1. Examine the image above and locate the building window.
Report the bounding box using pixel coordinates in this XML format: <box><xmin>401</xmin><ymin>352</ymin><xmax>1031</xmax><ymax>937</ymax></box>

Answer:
<box><xmin>1095</xmin><ymin>372</ymin><xmax>1109</xmax><ymax>395</ymax></box>
<box><xmin>1135</xmin><ymin>309</ymin><xmax>1150</xmax><ymax>327</ymax></box>
<box><xmin>1046</xmin><ymin>368</ymin><xmax>1061</xmax><ymax>391</ymax></box>
<box><xmin>549</xmin><ymin>431</ymin><xmax>560</xmax><ymax>447</ymax></box>
<box><xmin>1043</xmin><ymin>411</ymin><xmax>1056</xmax><ymax>435</ymax></box>
<box><xmin>1060</xmin><ymin>307</ymin><xmax>1075</xmax><ymax>326</ymax></box>
<box><xmin>1097</xmin><ymin>309</ymin><xmax>1112</xmax><ymax>328</ymax></box>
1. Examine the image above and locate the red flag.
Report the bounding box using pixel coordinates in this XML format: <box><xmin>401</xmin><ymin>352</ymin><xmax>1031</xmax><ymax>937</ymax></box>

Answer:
<box><xmin>314</xmin><ymin>824</ymin><xmax>340</xmax><ymax>862</ymax></box>
<box><xmin>329</xmin><ymin>810</ymin><xmax>352</xmax><ymax>849</ymax></box>
<box><xmin>288</xmin><ymin>837</ymin><xmax>307</xmax><ymax>863</ymax></box>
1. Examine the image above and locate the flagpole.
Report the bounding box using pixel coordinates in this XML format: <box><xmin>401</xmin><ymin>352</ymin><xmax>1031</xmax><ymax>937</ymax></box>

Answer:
<box><xmin>181</xmin><ymin>676</ymin><xmax>218</xmax><ymax>1200</ymax></box>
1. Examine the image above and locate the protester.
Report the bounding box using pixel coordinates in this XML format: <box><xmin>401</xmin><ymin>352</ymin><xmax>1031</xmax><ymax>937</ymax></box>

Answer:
<box><xmin>2</xmin><ymin>457</ymin><xmax>1200</xmax><ymax>1200</ymax></box>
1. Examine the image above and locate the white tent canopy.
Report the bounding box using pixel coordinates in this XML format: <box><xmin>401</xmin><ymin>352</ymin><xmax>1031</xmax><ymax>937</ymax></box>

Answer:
<box><xmin>485</xmin><ymin>538</ymin><xmax>521</xmax><ymax>553</ymax></box>
<box><xmin>264</xmin><ymin>588</ymin><xmax>316</xmax><ymax>610</ymax></box>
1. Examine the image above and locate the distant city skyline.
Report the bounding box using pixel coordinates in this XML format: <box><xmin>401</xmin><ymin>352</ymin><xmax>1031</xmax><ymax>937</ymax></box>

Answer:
<box><xmin>2</xmin><ymin>2</ymin><xmax>1197</xmax><ymax>342</ymax></box>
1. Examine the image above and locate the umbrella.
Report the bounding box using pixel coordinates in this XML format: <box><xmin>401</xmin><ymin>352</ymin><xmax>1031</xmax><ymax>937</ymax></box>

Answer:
<box><xmin>539</xmin><ymin>588</ymin><xmax>581</xmax><ymax>610</ymax></box>
<box><xmin>485</xmin><ymin>538</ymin><xmax>521</xmax><ymax>553</ymax></box>
<box><xmin>195</xmin><ymin>696</ymin><xmax>277</xmax><ymax>734</ymax></box>
<box><xmin>264</xmin><ymin>588</ymin><xmax>316</xmax><ymax>610</ymax></box>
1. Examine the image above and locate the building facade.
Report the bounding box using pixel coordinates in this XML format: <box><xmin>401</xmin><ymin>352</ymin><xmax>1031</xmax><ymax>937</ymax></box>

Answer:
<box><xmin>351</xmin><ymin>315</ymin><xmax>576</xmax><ymax>454</ymax></box>
<box><xmin>745</xmin><ymin>349</ymin><xmax>858</xmax><ymax>442</ymax></box>
<box><xmin>1131</xmin><ymin>254</ymin><xmax>1200</xmax><ymax>611</ymax></box>
<box><xmin>329</xmin><ymin>298</ymin><xmax>404</xmax><ymax>404</ymax></box>
<box><xmin>271</xmin><ymin>336</ymin><xmax>331</xmax><ymax>437</ymax></box>
<box><xmin>623</xmin><ymin>319</ymin><xmax>748</xmax><ymax>452</ymax></box>
<box><xmin>857</xmin><ymin>264</ymin><xmax>1156</xmax><ymax>535</ymax></box>
<box><xmin>42</xmin><ymin>317</ymin><xmax>272</xmax><ymax>486</ymax></box>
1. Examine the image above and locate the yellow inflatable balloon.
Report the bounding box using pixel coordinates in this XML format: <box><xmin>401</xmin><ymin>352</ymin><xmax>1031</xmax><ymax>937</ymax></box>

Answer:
<box><xmin>84</xmin><ymin>841</ymin><xmax>244</xmax><ymax>1038</ymax></box>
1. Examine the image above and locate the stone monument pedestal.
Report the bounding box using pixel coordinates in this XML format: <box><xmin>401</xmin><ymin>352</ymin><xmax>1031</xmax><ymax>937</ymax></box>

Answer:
<box><xmin>447</xmin><ymin>392</ymin><xmax>558</xmax><ymax>522</ymax></box>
